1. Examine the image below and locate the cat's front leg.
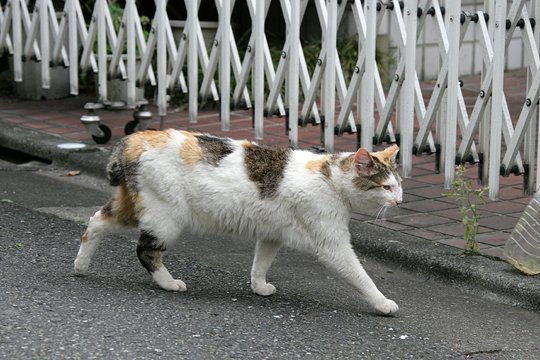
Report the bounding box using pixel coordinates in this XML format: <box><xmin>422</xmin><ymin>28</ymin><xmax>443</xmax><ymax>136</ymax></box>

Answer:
<box><xmin>317</xmin><ymin>242</ymin><xmax>399</xmax><ymax>315</ymax></box>
<box><xmin>250</xmin><ymin>239</ymin><xmax>282</xmax><ymax>296</ymax></box>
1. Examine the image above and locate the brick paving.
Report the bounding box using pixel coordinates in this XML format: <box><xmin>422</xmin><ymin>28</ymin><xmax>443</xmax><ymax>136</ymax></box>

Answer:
<box><xmin>0</xmin><ymin>70</ymin><xmax>536</xmax><ymax>260</ymax></box>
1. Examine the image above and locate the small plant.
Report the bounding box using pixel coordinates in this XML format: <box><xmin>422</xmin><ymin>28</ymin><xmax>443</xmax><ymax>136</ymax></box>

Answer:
<box><xmin>444</xmin><ymin>165</ymin><xmax>486</xmax><ymax>255</ymax></box>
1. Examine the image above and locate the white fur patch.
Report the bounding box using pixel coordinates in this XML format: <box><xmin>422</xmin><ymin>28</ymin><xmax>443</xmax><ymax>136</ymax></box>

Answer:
<box><xmin>152</xmin><ymin>266</ymin><xmax>187</xmax><ymax>292</ymax></box>
<box><xmin>385</xmin><ymin>172</ymin><xmax>402</xmax><ymax>205</ymax></box>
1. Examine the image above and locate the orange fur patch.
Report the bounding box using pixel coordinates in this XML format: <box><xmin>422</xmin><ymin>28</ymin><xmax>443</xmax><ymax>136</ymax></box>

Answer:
<box><xmin>179</xmin><ymin>130</ymin><xmax>202</xmax><ymax>137</ymax></box>
<box><xmin>179</xmin><ymin>133</ymin><xmax>204</xmax><ymax>165</ymax></box>
<box><xmin>371</xmin><ymin>144</ymin><xmax>398</xmax><ymax>166</ymax></box>
<box><xmin>240</xmin><ymin>140</ymin><xmax>254</xmax><ymax>149</ymax></box>
<box><xmin>81</xmin><ymin>231</ymin><xmax>89</xmax><ymax>243</ymax></box>
<box><xmin>306</xmin><ymin>156</ymin><xmax>331</xmax><ymax>176</ymax></box>
<box><xmin>123</xmin><ymin>130</ymin><xmax>170</xmax><ymax>163</ymax></box>
<box><xmin>102</xmin><ymin>185</ymin><xmax>141</xmax><ymax>227</ymax></box>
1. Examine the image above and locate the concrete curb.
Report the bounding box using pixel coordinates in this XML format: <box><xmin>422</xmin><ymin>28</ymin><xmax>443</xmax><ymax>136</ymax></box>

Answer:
<box><xmin>0</xmin><ymin>121</ymin><xmax>109</xmax><ymax>178</ymax></box>
<box><xmin>2</xmin><ymin>119</ymin><xmax>539</xmax><ymax>311</ymax></box>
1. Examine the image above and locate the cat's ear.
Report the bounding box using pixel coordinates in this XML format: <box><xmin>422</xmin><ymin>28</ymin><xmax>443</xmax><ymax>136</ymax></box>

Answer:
<box><xmin>382</xmin><ymin>144</ymin><xmax>399</xmax><ymax>164</ymax></box>
<box><xmin>354</xmin><ymin>148</ymin><xmax>377</xmax><ymax>176</ymax></box>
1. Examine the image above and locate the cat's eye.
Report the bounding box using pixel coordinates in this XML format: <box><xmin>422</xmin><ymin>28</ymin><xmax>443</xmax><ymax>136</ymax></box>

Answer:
<box><xmin>382</xmin><ymin>185</ymin><xmax>392</xmax><ymax>191</ymax></box>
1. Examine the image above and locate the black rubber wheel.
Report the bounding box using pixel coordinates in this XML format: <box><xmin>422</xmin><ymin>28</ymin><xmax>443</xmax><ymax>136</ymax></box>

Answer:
<box><xmin>92</xmin><ymin>124</ymin><xmax>112</xmax><ymax>144</ymax></box>
<box><xmin>124</xmin><ymin>120</ymin><xmax>138</xmax><ymax>135</ymax></box>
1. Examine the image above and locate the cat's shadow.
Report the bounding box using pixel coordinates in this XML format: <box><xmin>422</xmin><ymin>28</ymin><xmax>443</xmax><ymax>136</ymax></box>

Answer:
<box><xmin>75</xmin><ymin>268</ymin><xmax>387</xmax><ymax>318</ymax></box>
<box><xmin>74</xmin><ymin>235</ymin><xmax>394</xmax><ymax>318</ymax></box>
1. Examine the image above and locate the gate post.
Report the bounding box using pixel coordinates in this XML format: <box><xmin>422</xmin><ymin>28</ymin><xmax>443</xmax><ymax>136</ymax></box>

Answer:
<box><xmin>401</xmin><ymin>0</ymin><xmax>418</xmax><ymax>178</ymax></box>
<box><xmin>288</xmin><ymin>0</ymin><xmax>300</xmax><ymax>148</ymax></box>
<box><xmin>324</xmin><ymin>0</ymin><xmax>338</xmax><ymax>153</ymax></box>
<box><xmin>443</xmin><ymin>0</ymin><xmax>462</xmax><ymax>189</ymax></box>
<box><xmin>361</xmin><ymin>0</ymin><xmax>377</xmax><ymax>151</ymax></box>
<box><xmin>488</xmin><ymin>0</ymin><xmax>508</xmax><ymax>199</ymax></box>
<box><xmin>219</xmin><ymin>0</ymin><xmax>231</xmax><ymax>131</ymax></box>
<box><xmin>254</xmin><ymin>0</ymin><xmax>266</xmax><ymax>140</ymax></box>
<box><xmin>187</xmin><ymin>0</ymin><xmax>198</xmax><ymax>123</ymax></box>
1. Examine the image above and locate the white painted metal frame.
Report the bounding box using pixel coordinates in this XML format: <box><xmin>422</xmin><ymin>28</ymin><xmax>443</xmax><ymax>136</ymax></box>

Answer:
<box><xmin>1</xmin><ymin>0</ymin><xmax>540</xmax><ymax>198</ymax></box>
<box><xmin>335</xmin><ymin>0</ymin><xmax>387</xmax><ymax>142</ymax></box>
<box><xmin>287</xmin><ymin>0</ymin><xmax>300</xmax><ymax>148</ymax></box>
<box><xmin>219</xmin><ymin>0</ymin><xmax>231</xmax><ymax>131</ymax></box>
<box><xmin>415</xmin><ymin>1</ymin><xmax>472</xmax><ymax>159</ymax></box>
<box><xmin>323</xmin><ymin>0</ymin><xmax>338</xmax><ymax>152</ymax></box>
<box><xmin>361</xmin><ymin>0</ymin><xmax>377</xmax><ymax>152</ymax></box>
<box><xmin>487</xmin><ymin>0</ymin><xmax>507</xmax><ymax>199</ymax></box>
<box><xmin>1</xmin><ymin>0</ymin><xmax>41</xmax><ymax>82</ymax></box>
<box><xmin>501</xmin><ymin>10</ymin><xmax>540</xmax><ymax>176</ymax></box>
<box><xmin>443</xmin><ymin>0</ymin><xmax>461</xmax><ymax>188</ymax></box>
<box><xmin>52</xmin><ymin>0</ymin><xmax>89</xmax><ymax>95</ymax></box>
<box><xmin>0</xmin><ymin>2</ymin><xmax>14</xmax><ymax>55</ymax></box>
<box><xmin>265</xmin><ymin>0</ymin><xmax>320</xmax><ymax>131</ymax></box>
<box><xmin>201</xmin><ymin>0</ymin><xmax>251</xmax><ymax>124</ymax></box>
<box><xmin>400</xmin><ymin>0</ymin><xmax>418</xmax><ymax>178</ymax></box>
<box><xmin>253</xmin><ymin>0</ymin><xmax>265</xmax><ymax>139</ymax></box>
<box><xmin>534</xmin><ymin>0</ymin><xmax>540</xmax><ymax>192</ymax></box>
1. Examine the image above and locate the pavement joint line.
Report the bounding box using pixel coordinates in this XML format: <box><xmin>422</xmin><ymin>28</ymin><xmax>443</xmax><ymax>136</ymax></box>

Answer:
<box><xmin>0</xmin><ymin>117</ymin><xmax>539</xmax><ymax>310</ymax></box>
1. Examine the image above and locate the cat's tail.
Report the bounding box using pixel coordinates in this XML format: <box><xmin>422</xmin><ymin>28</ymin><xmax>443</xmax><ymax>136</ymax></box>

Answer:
<box><xmin>106</xmin><ymin>139</ymin><xmax>126</xmax><ymax>186</ymax></box>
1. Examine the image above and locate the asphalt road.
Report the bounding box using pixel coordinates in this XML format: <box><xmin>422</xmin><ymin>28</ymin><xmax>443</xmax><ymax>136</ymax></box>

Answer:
<box><xmin>1</xmin><ymin>158</ymin><xmax>539</xmax><ymax>359</ymax></box>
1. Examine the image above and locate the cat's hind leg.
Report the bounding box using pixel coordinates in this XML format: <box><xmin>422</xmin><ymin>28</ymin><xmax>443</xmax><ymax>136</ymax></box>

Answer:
<box><xmin>136</xmin><ymin>229</ymin><xmax>186</xmax><ymax>292</ymax></box>
<box><xmin>74</xmin><ymin>208</ymin><xmax>127</xmax><ymax>275</ymax></box>
<box><xmin>75</xmin><ymin>185</ymin><xmax>138</xmax><ymax>275</ymax></box>
<box><xmin>251</xmin><ymin>239</ymin><xmax>282</xmax><ymax>296</ymax></box>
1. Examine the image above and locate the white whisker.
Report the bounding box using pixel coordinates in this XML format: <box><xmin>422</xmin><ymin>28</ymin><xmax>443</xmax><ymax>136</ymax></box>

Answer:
<box><xmin>375</xmin><ymin>205</ymin><xmax>389</xmax><ymax>220</ymax></box>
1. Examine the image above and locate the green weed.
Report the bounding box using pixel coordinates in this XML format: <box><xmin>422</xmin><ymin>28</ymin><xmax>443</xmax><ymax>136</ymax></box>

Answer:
<box><xmin>444</xmin><ymin>165</ymin><xmax>486</xmax><ymax>255</ymax></box>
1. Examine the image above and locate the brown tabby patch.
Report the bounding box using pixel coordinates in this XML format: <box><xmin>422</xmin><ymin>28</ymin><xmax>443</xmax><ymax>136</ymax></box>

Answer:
<box><xmin>244</xmin><ymin>145</ymin><xmax>290</xmax><ymax>198</ymax></box>
<box><xmin>337</xmin><ymin>154</ymin><xmax>355</xmax><ymax>173</ymax></box>
<box><xmin>352</xmin><ymin>157</ymin><xmax>396</xmax><ymax>191</ymax></box>
<box><xmin>137</xmin><ymin>230</ymin><xmax>166</xmax><ymax>273</ymax></box>
<box><xmin>352</xmin><ymin>172</ymin><xmax>388</xmax><ymax>191</ymax></box>
<box><xmin>107</xmin><ymin>138</ymin><xmax>128</xmax><ymax>186</ymax></box>
<box><xmin>195</xmin><ymin>134</ymin><xmax>234</xmax><ymax>166</ymax></box>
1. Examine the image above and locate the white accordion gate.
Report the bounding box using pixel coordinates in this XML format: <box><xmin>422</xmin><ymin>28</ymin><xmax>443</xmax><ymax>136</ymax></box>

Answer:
<box><xmin>1</xmin><ymin>0</ymin><xmax>539</xmax><ymax>199</ymax></box>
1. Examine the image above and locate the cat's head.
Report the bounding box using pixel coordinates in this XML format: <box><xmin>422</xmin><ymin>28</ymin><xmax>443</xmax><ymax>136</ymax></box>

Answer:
<box><xmin>349</xmin><ymin>144</ymin><xmax>402</xmax><ymax>208</ymax></box>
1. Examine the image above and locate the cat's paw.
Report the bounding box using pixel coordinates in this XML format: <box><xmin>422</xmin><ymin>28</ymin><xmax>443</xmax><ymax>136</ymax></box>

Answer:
<box><xmin>251</xmin><ymin>283</ymin><xmax>276</xmax><ymax>297</ymax></box>
<box><xmin>160</xmin><ymin>279</ymin><xmax>187</xmax><ymax>292</ymax></box>
<box><xmin>73</xmin><ymin>257</ymin><xmax>89</xmax><ymax>276</ymax></box>
<box><xmin>374</xmin><ymin>299</ymin><xmax>399</xmax><ymax>315</ymax></box>
<box><xmin>152</xmin><ymin>267</ymin><xmax>187</xmax><ymax>292</ymax></box>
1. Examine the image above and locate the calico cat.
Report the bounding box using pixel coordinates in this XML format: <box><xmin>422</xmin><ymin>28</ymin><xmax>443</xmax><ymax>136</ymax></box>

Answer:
<box><xmin>74</xmin><ymin>130</ymin><xmax>402</xmax><ymax>315</ymax></box>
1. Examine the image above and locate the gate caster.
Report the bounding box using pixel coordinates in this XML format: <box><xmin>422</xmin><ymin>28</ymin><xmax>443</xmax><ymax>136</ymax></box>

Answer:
<box><xmin>92</xmin><ymin>124</ymin><xmax>112</xmax><ymax>144</ymax></box>
<box><xmin>80</xmin><ymin>103</ymin><xmax>112</xmax><ymax>144</ymax></box>
<box><xmin>124</xmin><ymin>120</ymin><xmax>138</xmax><ymax>135</ymax></box>
<box><xmin>124</xmin><ymin>100</ymin><xmax>153</xmax><ymax>135</ymax></box>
